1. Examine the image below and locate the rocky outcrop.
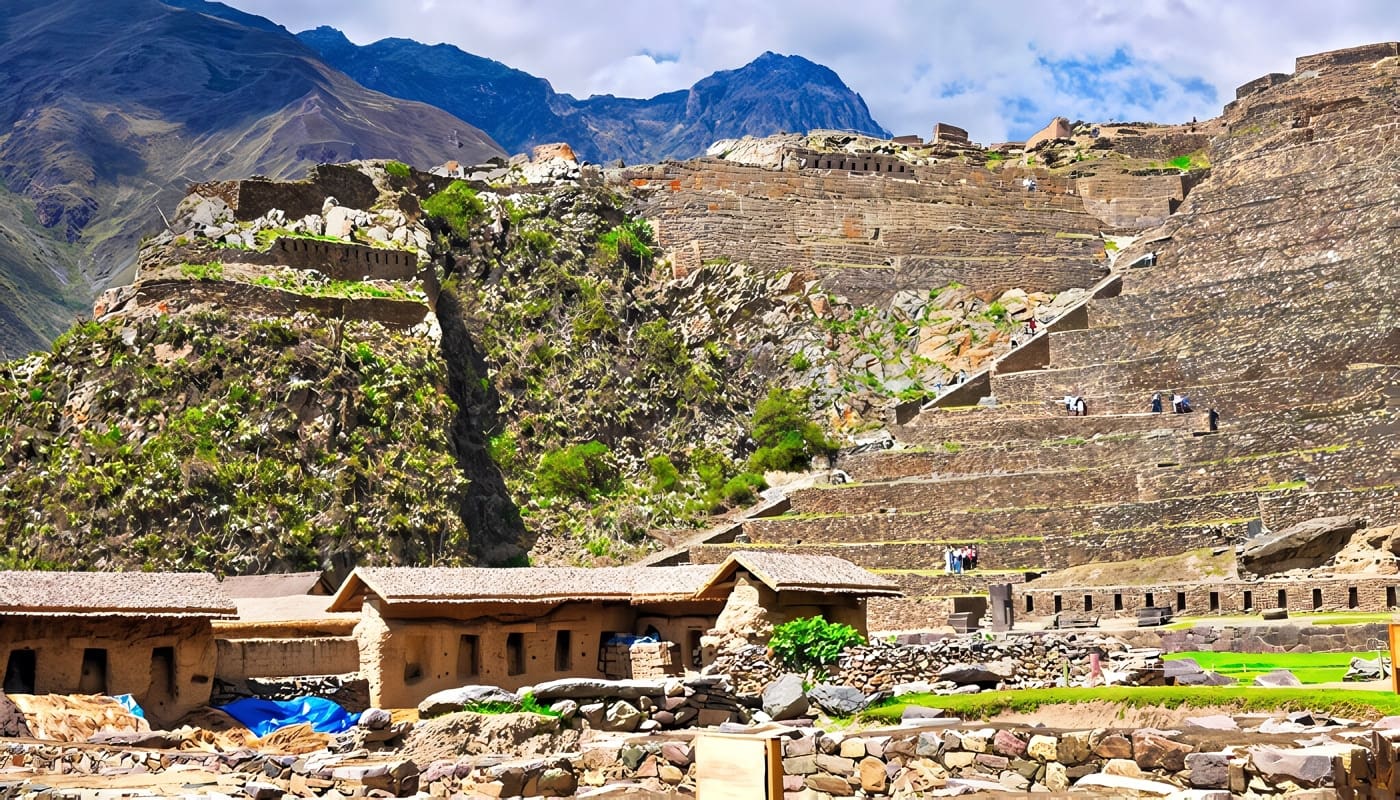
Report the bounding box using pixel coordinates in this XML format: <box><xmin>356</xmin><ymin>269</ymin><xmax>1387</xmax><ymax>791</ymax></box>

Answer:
<box><xmin>1238</xmin><ymin>516</ymin><xmax>1363</xmax><ymax>576</ymax></box>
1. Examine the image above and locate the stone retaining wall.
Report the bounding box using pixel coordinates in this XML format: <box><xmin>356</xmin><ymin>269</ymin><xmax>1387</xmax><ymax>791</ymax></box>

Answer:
<box><xmin>1116</xmin><ymin>621</ymin><xmax>1392</xmax><ymax>654</ymax></box>
<box><xmin>1016</xmin><ymin>575</ymin><xmax>1400</xmax><ymax>621</ymax></box>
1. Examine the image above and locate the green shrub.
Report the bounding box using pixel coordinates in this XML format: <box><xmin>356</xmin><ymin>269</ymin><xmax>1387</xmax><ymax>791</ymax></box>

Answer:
<box><xmin>747</xmin><ymin>388</ymin><xmax>837</xmax><ymax>473</ymax></box>
<box><xmin>722</xmin><ymin>472</ymin><xmax>767</xmax><ymax>506</ymax></box>
<box><xmin>534</xmin><ymin>441</ymin><xmax>620</xmax><ymax>501</ymax></box>
<box><xmin>461</xmin><ymin>690</ymin><xmax>561</xmax><ymax>717</ymax></box>
<box><xmin>384</xmin><ymin>160</ymin><xmax>411</xmax><ymax>179</ymax></box>
<box><xmin>789</xmin><ymin>350</ymin><xmax>812</xmax><ymax>371</ymax></box>
<box><xmin>423</xmin><ymin>180</ymin><xmax>486</xmax><ymax>238</ymax></box>
<box><xmin>597</xmin><ymin>219</ymin><xmax>655</xmax><ymax>265</ymax></box>
<box><xmin>180</xmin><ymin>262</ymin><xmax>223</xmax><ymax>281</ymax></box>
<box><xmin>769</xmin><ymin>616</ymin><xmax>865</xmax><ymax>676</ymax></box>
<box><xmin>648</xmin><ymin>455</ymin><xmax>682</xmax><ymax>493</ymax></box>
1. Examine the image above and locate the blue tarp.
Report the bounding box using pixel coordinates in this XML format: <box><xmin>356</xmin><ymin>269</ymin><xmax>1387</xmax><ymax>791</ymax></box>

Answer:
<box><xmin>218</xmin><ymin>696</ymin><xmax>356</xmax><ymax>737</ymax></box>
<box><xmin>112</xmin><ymin>694</ymin><xmax>145</xmax><ymax>719</ymax></box>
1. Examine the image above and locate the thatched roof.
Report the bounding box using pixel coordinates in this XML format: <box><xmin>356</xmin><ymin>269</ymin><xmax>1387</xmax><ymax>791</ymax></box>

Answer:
<box><xmin>0</xmin><ymin>571</ymin><xmax>236</xmax><ymax>617</ymax></box>
<box><xmin>328</xmin><ymin>565</ymin><xmax>717</xmax><ymax>612</ymax></box>
<box><xmin>219</xmin><ymin>571</ymin><xmax>334</xmax><ymax>598</ymax></box>
<box><xmin>328</xmin><ymin>553</ymin><xmax>899</xmax><ymax>612</ymax></box>
<box><xmin>695</xmin><ymin>552</ymin><xmax>902</xmax><ymax>599</ymax></box>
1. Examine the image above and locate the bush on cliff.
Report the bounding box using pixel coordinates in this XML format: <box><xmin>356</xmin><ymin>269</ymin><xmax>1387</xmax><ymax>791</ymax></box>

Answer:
<box><xmin>534</xmin><ymin>440</ymin><xmax>620</xmax><ymax>502</ymax></box>
<box><xmin>747</xmin><ymin>387</ymin><xmax>837</xmax><ymax>473</ymax></box>
<box><xmin>423</xmin><ymin>180</ymin><xmax>486</xmax><ymax>238</ymax></box>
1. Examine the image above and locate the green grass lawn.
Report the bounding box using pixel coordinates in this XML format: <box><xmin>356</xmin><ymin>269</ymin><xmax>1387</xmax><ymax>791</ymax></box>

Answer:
<box><xmin>1167</xmin><ymin>610</ymin><xmax>1398</xmax><ymax>630</ymax></box>
<box><xmin>863</xmin><ymin>685</ymin><xmax>1400</xmax><ymax>724</ymax></box>
<box><xmin>1163</xmin><ymin>650</ymin><xmax>1382</xmax><ymax>684</ymax></box>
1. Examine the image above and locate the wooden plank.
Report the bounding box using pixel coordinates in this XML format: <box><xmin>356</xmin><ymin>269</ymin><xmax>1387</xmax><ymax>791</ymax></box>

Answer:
<box><xmin>695</xmin><ymin>733</ymin><xmax>779</xmax><ymax>800</ymax></box>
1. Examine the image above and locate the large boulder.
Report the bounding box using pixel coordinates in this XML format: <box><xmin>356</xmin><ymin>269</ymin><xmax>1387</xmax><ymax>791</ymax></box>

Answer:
<box><xmin>418</xmin><ymin>685</ymin><xmax>520</xmax><ymax>717</ymax></box>
<box><xmin>761</xmin><ymin>674</ymin><xmax>809</xmax><ymax>720</ymax></box>
<box><xmin>1250</xmin><ymin>746</ymin><xmax>1336</xmax><ymax>787</ymax></box>
<box><xmin>807</xmin><ymin>684</ymin><xmax>874</xmax><ymax>716</ymax></box>
<box><xmin>938</xmin><ymin>662</ymin><xmax>1011</xmax><ymax>686</ymax></box>
<box><xmin>1237</xmin><ymin>516</ymin><xmax>1361</xmax><ymax>576</ymax></box>
<box><xmin>1253</xmin><ymin>669</ymin><xmax>1303</xmax><ymax>688</ymax></box>
<box><xmin>1344</xmin><ymin>656</ymin><xmax>1390</xmax><ymax>681</ymax></box>
<box><xmin>0</xmin><ymin>693</ymin><xmax>31</xmax><ymax>738</ymax></box>
<box><xmin>528</xmin><ymin>678</ymin><xmax>668</xmax><ymax>701</ymax></box>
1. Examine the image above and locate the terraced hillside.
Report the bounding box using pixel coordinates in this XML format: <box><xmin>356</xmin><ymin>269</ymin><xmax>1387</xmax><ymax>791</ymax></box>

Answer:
<box><xmin>680</xmin><ymin>43</ymin><xmax>1400</xmax><ymax>630</ymax></box>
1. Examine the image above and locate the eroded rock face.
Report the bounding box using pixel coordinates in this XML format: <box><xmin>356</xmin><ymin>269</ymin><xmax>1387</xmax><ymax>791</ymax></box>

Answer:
<box><xmin>1238</xmin><ymin>515</ymin><xmax>1362</xmax><ymax>576</ymax></box>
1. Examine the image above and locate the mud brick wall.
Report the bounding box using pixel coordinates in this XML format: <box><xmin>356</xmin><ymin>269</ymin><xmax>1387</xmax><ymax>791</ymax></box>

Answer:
<box><xmin>1018</xmin><ymin>575</ymin><xmax>1400</xmax><ymax>621</ymax></box>
<box><xmin>215</xmin><ymin>636</ymin><xmax>360</xmax><ymax>682</ymax></box>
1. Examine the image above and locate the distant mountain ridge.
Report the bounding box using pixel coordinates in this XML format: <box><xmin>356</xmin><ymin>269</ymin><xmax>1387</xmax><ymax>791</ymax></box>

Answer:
<box><xmin>297</xmin><ymin>27</ymin><xmax>891</xmax><ymax>163</ymax></box>
<box><xmin>0</xmin><ymin>0</ymin><xmax>501</xmax><ymax>354</ymax></box>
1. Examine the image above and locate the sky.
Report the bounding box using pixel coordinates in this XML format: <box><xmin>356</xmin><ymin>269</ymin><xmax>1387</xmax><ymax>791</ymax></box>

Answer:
<box><xmin>231</xmin><ymin>0</ymin><xmax>1399</xmax><ymax>142</ymax></box>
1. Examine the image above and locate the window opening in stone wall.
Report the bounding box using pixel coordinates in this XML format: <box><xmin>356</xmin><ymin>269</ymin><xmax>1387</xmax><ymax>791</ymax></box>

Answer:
<box><xmin>1053</xmin><ymin>594</ymin><xmax>1062</xmax><ymax>613</ymax></box>
<box><xmin>1277</xmin><ymin>589</ymin><xmax>1287</xmax><ymax>608</ymax></box>
<box><xmin>3</xmin><ymin>649</ymin><xmax>35</xmax><ymax>694</ymax></box>
<box><xmin>506</xmin><ymin>633</ymin><xmax>525</xmax><ymax>676</ymax></box>
<box><xmin>457</xmin><ymin>635</ymin><xmax>480</xmax><ymax>679</ymax></box>
<box><xmin>403</xmin><ymin>637</ymin><xmax>426</xmax><ymax>683</ymax></box>
<box><xmin>554</xmin><ymin>630</ymin><xmax>572</xmax><ymax>672</ymax></box>
<box><xmin>1024</xmin><ymin>595</ymin><xmax>1034</xmax><ymax>613</ymax></box>
<box><xmin>79</xmin><ymin>648</ymin><xmax>108</xmax><ymax>694</ymax></box>
<box><xmin>1176</xmin><ymin>591</ymin><xmax>1187</xmax><ymax>611</ymax></box>
<box><xmin>1390</xmin><ymin>586</ymin><xmax>1397</xmax><ymax>608</ymax></box>
<box><xmin>1113</xmin><ymin>593</ymin><xmax>1123</xmax><ymax>611</ymax></box>
<box><xmin>688</xmin><ymin>630</ymin><xmax>704</xmax><ymax>668</ymax></box>
<box><xmin>1145</xmin><ymin>592</ymin><xmax>1154</xmax><ymax>607</ymax></box>
<box><xmin>1243</xmin><ymin>590</ymin><xmax>1253</xmax><ymax>610</ymax></box>
<box><xmin>148</xmin><ymin>646</ymin><xmax>176</xmax><ymax>706</ymax></box>
<box><xmin>1312</xmin><ymin>588</ymin><xmax>1323</xmax><ymax>610</ymax></box>
<box><xmin>1348</xmin><ymin>587</ymin><xmax>1358</xmax><ymax>609</ymax></box>
<box><xmin>1083</xmin><ymin>594</ymin><xmax>1092</xmax><ymax>612</ymax></box>
<box><xmin>1209</xmin><ymin>592</ymin><xmax>1220</xmax><ymax>611</ymax></box>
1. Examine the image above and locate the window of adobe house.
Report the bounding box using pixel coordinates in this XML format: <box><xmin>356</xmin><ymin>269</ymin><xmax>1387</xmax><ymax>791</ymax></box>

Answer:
<box><xmin>688</xmin><ymin>630</ymin><xmax>704</xmax><ymax>668</ymax></box>
<box><xmin>506</xmin><ymin>633</ymin><xmax>525</xmax><ymax>676</ymax></box>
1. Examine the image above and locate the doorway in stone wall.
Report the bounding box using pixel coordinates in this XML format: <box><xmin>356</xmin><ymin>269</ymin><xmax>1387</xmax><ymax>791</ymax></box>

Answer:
<box><xmin>3</xmin><ymin>649</ymin><xmax>35</xmax><ymax>694</ymax></box>
<box><xmin>146</xmin><ymin>647</ymin><xmax>176</xmax><ymax>715</ymax></box>
<box><xmin>79</xmin><ymin>648</ymin><xmax>108</xmax><ymax>694</ymax></box>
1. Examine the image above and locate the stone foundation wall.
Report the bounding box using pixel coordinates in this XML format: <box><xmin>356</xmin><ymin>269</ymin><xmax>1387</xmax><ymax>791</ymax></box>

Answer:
<box><xmin>249</xmin><ymin>238</ymin><xmax>418</xmax><ymax>281</ymax></box>
<box><xmin>1017</xmin><ymin>575</ymin><xmax>1400</xmax><ymax>621</ymax></box>
<box><xmin>1115</xmin><ymin>621</ymin><xmax>1392</xmax><ymax>654</ymax></box>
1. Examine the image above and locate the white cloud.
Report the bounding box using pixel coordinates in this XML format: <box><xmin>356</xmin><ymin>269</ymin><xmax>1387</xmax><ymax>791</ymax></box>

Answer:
<box><xmin>233</xmin><ymin>0</ymin><xmax>1400</xmax><ymax>142</ymax></box>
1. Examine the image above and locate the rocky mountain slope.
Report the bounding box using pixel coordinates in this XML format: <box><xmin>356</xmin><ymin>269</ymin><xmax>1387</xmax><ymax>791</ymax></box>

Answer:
<box><xmin>0</xmin><ymin>0</ymin><xmax>501</xmax><ymax>354</ymax></box>
<box><xmin>298</xmin><ymin>28</ymin><xmax>890</xmax><ymax>163</ymax></box>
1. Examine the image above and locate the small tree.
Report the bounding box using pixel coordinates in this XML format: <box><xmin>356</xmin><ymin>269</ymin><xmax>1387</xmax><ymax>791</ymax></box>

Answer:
<box><xmin>747</xmin><ymin>387</ymin><xmax>838</xmax><ymax>473</ymax></box>
<box><xmin>768</xmin><ymin>615</ymin><xmax>865</xmax><ymax>677</ymax></box>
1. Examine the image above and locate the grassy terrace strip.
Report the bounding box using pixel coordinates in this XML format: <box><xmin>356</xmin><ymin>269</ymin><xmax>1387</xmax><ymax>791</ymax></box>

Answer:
<box><xmin>862</xmin><ymin>686</ymin><xmax>1400</xmax><ymax>723</ymax></box>
<box><xmin>1167</xmin><ymin>611</ymin><xmax>1399</xmax><ymax>630</ymax></box>
<box><xmin>1162</xmin><ymin>651</ymin><xmax>1382</xmax><ymax>685</ymax></box>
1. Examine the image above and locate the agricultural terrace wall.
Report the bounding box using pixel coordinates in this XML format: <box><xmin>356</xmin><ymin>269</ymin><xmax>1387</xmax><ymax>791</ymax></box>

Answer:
<box><xmin>94</xmin><ymin>279</ymin><xmax>431</xmax><ymax>330</ymax></box>
<box><xmin>1100</xmin><ymin>132</ymin><xmax>1213</xmax><ymax>160</ymax></box>
<box><xmin>1017</xmin><ymin>575</ymin><xmax>1400</xmax><ymax>622</ymax></box>
<box><xmin>247</xmin><ymin>238</ymin><xmax>418</xmax><ymax>281</ymax></box>
<box><xmin>624</xmin><ymin>159</ymin><xmax>1110</xmax><ymax>306</ymax></box>
<box><xmin>697</xmin><ymin>520</ymin><xmax>1240</xmax><ymax>574</ymax></box>
<box><xmin>1259</xmin><ymin>487</ymin><xmax>1400</xmax><ymax>530</ymax></box>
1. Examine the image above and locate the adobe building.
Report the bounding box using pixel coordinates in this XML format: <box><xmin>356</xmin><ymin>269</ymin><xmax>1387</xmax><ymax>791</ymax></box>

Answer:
<box><xmin>328</xmin><ymin>553</ymin><xmax>899</xmax><ymax>708</ymax></box>
<box><xmin>0</xmin><ymin>571</ymin><xmax>235</xmax><ymax>723</ymax></box>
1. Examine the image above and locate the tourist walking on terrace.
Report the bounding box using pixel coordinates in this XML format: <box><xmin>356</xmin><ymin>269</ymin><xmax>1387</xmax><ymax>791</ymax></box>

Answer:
<box><xmin>1151</xmin><ymin>392</ymin><xmax>1163</xmax><ymax>413</ymax></box>
<box><xmin>1208</xmin><ymin>407</ymin><xmax>1220</xmax><ymax>432</ymax></box>
<box><xmin>944</xmin><ymin>546</ymin><xmax>954</xmax><ymax>575</ymax></box>
<box><xmin>1075</xmin><ymin>396</ymin><xmax>1087</xmax><ymax>416</ymax></box>
<box><xmin>969</xmin><ymin>544</ymin><xmax>979</xmax><ymax>570</ymax></box>
<box><xmin>1064</xmin><ymin>394</ymin><xmax>1076</xmax><ymax>415</ymax></box>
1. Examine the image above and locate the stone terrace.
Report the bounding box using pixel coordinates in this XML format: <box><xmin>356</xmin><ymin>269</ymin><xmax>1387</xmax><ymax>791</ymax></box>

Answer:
<box><xmin>678</xmin><ymin>45</ymin><xmax>1400</xmax><ymax>630</ymax></box>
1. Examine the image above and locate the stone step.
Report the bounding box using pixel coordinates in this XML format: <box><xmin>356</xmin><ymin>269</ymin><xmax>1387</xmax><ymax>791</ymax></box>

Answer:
<box><xmin>805</xmin><ymin>446</ymin><xmax>1374</xmax><ymax>515</ymax></box>
<box><xmin>1049</xmin><ymin>293</ymin><xmax>1396</xmax><ymax>370</ymax></box>
<box><xmin>845</xmin><ymin>408</ymin><xmax>1385</xmax><ymax>482</ymax></box>
<box><xmin>1089</xmin><ymin>256</ymin><xmax>1390</xmax><ymax>329</ymax></box>
<box><xmin>896</xmin><ymin>409</ymin><xmax>1197</xmax><ymax>445</ymax></box>
<box><xmin>697</xmin><ymin>519</ymin><xmax>1244</xmax><ymax>573</ymax></box>
<box><xmin>744</xmin><ymin>491</ymin><xmax>1261</xmax><ymax>548</ymax></box>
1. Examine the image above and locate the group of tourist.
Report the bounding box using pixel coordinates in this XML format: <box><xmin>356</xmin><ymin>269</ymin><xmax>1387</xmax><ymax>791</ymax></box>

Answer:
<box><xmin>944</xmin><ymin>545</ymin><xmax>978</xmax><ymax>574</ymax></box>
<box><xmin>1150</xmin><ymin>391</ymin><xmax>1194</xmax><ymax>414</ymax></box>
<box><xmin>1062</xmin><ymin>393</ymin><xmax>1088</xmax><ymax>416</ymax></box>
